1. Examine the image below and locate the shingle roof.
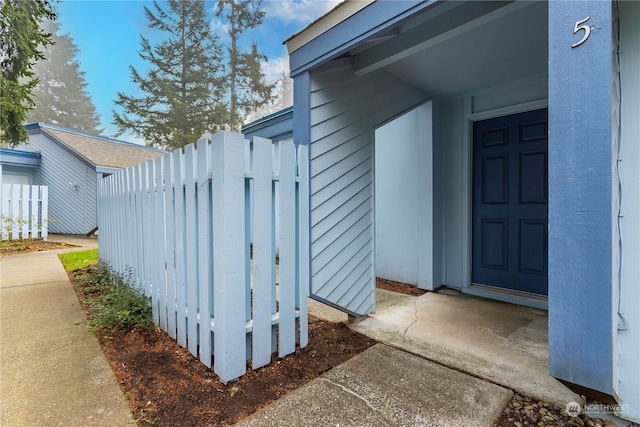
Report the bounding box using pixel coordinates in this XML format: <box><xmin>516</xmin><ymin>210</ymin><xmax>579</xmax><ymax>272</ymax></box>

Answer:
<box><xmin>26</xmin><ymin>123</ymin><xmax>166</xmax><ymax>169</ymax></box>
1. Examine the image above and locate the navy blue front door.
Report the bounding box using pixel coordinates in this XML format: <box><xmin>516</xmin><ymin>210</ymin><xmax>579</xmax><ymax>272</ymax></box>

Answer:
<box><xmin>472</xmin><ymin>108</ymin><xmax>548</xmax><ymax>295</ymax></box>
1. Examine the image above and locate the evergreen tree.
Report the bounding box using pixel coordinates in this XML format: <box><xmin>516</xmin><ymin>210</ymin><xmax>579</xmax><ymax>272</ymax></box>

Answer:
<box><xmin>0</xmin><ymin>0</ymin><xmax>56</xmax><ymax>147</ymax></box>
<box><xmin>216</xmin><ymin>0</ymin><xmax>275</xmax><ymax>131</ymax></box>
<box><xmin>27</xmin><ymin>19</ymin><xmax>103</xmax><ymax>134</ymax></box>
<box><xmin>246</xmin><ymin>71</ymin><xmax>292</xmax><ymax>123</ymax></box>
<box><xmin>113</xmin><ymin>0</ymin><xmax>225</xmax><ymax>149</ymax></box>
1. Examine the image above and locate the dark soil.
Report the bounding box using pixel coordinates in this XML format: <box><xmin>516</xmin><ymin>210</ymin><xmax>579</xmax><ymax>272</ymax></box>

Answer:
<box><xmin>96</xmin><ymin>317</ymin><xmax>376</xmax><ymax>426</ymax></box>
<box><xmin>376</xmin><ymin>277</ymin><xmax>428</xmax><ymax>296</ymax></box>
<box><xmin>63</xmin><ymin>260</ymin><xmax>613</xmax><ymax>427</ymax></box>
<box><xmin>0</xmin><ymin>238</ymin><xmax>74</xmax><ymax>256</ymax></box>
<box><xmin>68</xmin><ymin>265</ymin><xmax>378</xmax><ymax>426</ymax></box>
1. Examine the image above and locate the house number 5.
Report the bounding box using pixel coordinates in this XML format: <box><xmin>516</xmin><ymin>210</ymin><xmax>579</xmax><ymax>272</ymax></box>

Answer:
<box><xmin>572</xmin><ymin>16</ymin><xmax>591</xmax><ymax>48</ymax></box>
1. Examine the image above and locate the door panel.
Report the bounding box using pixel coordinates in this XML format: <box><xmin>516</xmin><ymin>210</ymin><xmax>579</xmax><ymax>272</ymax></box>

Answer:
<box><xmin>472</xmin><ymin>108</ymin><xmax>548</xmax><ymax>295</ymax></box>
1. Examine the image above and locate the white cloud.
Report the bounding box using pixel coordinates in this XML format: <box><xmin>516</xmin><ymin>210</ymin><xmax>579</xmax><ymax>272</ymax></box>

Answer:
<box><xmin>264</xmin><ymin>0</ymin><xmax>342</xmax><ymax>26</ymax></box>
<box><xmin>209</xmin><ymin>17</ymin><xmax>230</xmax><ymax>43</ymax></box>
<box><xmin>262</xmin><ymin>55</ymin><xmax>290</xmax><ymax>81</ymax></box>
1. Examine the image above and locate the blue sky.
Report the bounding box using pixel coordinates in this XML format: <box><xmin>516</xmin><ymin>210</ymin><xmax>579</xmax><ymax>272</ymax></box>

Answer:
<box><xmin>56</xmin><ymin>0</ymin><xmax>339</xmax><ymax>143</ymax></box>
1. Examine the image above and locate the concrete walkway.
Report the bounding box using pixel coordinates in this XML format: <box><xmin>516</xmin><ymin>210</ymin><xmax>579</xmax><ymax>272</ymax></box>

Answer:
<box><xmin>241</xmin><ymin>289</ymin><xmax>586</xmax><ymax>427</ymax></box>
<box><xmin>0</xmin><ymin>236</ymin><xmax>133</xmax><ymax>426</ymax></box>
<box><xmin>239</xmin><ymin>343</ymin><xmax>513</xmax><ymax>427</ymax></box>
<box><xmin>349</xmin><ymin>288</ymin><xmax>583</xmax><ymax>409</ymax></box>
<box><xmin>1</xmin><ymin>234</ymin><xmax>585</xmax><ymax>426</ymax></box>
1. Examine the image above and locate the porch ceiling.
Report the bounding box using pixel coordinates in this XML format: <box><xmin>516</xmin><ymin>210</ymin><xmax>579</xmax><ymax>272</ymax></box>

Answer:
<box><xmin>352</xmin><ymin>1</ymin><xmax>548</xmax><ymax>98</ymax></box>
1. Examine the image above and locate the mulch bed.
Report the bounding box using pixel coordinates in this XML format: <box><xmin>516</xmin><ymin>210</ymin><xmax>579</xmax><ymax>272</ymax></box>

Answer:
<box><xmin>95</xmin><ymin>318</ymin><xmax>376</xmax><ymax>426</ymax></box>
<box><xmin>376</xmin><ymin>277</ymin><xmax>428</xmax><ymax>296</ymax></box>
<box><xmin>65</xmin><ymin>262</ymin><xmax>612</xmax><ymax>427</ymax></box>
<box><xmin>68</xmin><ymin>265</ymin><xmax>377</xmax><ymax>426</ymax></box>
<box><xmin>0</xmin><ymin>238</ymin><xmax>74</xmax><ymax>256</ymax></box>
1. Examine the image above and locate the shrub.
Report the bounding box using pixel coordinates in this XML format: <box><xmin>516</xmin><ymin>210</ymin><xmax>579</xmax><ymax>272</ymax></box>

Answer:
<box><xmin>80</xmin><ymin>265</ymin><xmax>154</xmax><ymax>334</ymax></box>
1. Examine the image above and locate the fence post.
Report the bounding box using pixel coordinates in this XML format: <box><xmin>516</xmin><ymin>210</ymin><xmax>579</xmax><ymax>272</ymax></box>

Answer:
<box><xmin>212</xmin><ymin>131</ymin><xmax>247</xmax><ymax>383</ymax></box>
<box><xmin>297</xmin><ymin>144</ymin><xmax>310</xmax><ymax>347</ymax></box>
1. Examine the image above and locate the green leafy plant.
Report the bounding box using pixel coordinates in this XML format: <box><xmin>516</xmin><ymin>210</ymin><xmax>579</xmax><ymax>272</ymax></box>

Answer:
<box><xmin>229</xmin><ymin>386</ymin><xmax>243</xmax><ymax>397</ymax></box>
<box><xmin>85</xmin><ymin>267</ymin><xmax>154</xmax><ymax>334</ymax></box>
<box><xmin>0</xmin><ymin>213</ymin><xmax>55</xmax><ymax>241</ymax></box>
<box><xmin>69</xmin><ymin>261</ymin><xmax>153</xmax><ymax>334</ymax></box>
<box><xmin>1</xmin><ymin>213</ymin><xmax>29</xmax><ymax>239</ymax></box>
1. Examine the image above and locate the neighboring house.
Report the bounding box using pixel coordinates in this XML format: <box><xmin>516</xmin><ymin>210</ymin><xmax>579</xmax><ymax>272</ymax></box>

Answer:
<box><xmin>0</xmin><ymin>123</ymin><xmax>165</xmax><ymax>235</ymax></box>
<box><xmin>242</xmin><ymin>106</ymin><xmax>293</xmax><ymax>143</ymax></box>
<box><xmin>0</xmin><ymin>149</ymin><xmax>41</xmax><ymax>185</ymax></box>
<box><xmin>273</xmin><ymin>0</ymin><xmax>638</xmax><ymax>422</ymax></box>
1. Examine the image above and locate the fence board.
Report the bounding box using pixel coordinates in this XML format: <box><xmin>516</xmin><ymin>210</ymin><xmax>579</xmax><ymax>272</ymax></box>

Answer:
<box><xmin>173</xmin><ymin>149</ymin><xmax>187</xmax><ymax>348</ymax></box>
<box><xmin>163</xmin><ymin>154</ymin><xmax>175</xmax><ymax>336</ymax></box>
<box><xmin>29</xmin><ymin>186</ymin><xmax>38</xmax><ymax>238</ymax></box>
<box><xmin>40</xmin><ymin>186</ymin><xmax>48</xmax><ymax>240</ymax></box>
<box><xmin>197</xmin><ymin>138</ymin><xmax>212</xmax><ymax>367</ymax></box>
<box><xmin>184</xmin><ymin>144</ymin><xmax>199</xmax><ymax>357</ymax></box>
<box><xmin>278</xmin><ymin>139</ymin><xmax>297</xmax><ymax>357</ymax></box>
<box><xmin>20</xmin><ymin>185</ymin><xmax>29</xmax><ymax>237</ymax></box>
<box><xmin>252</xmin><ymin>137</ymin><xmax>274</xmax><ymax>369</ymax></box>
<box><xmin>153</xmin><ymin>156</ymin><xmax>165</xmax><ymax>327</ymax></box>
<box><xmin>10</xmin><ymin>185</ymin><xmax>19</xmax><ymax>239</ymax></box>
<box><xmin>97</xmin><ymin>131</ymin><xmax>308</xmax><ymax>383</ymax></box>
<box><xmin>0</xmin><ymin>184</ymin><xmax>49</xmax><ymax>240</ymax></box>
<box><xmin>117</xmin><ymin>170</ymin><xmax>127</xmax><ymax>274</ymax></box>
<box><xmin>1</xmin><ymin>186</ymin><xmax>8</xmax><ymax>240</ymax></box>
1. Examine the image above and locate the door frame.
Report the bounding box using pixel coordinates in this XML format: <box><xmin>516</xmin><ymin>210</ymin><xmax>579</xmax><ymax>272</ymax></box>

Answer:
<box><xmin>460</xmin><ymin>97</ymin><xmax>549</xmax><ymax>310</ymax></box>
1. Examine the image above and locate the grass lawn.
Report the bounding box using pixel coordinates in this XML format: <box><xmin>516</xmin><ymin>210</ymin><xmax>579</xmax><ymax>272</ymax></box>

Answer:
<box><xmin>58</xmin><ymin>248</ymin><xmax>98</xmax><ymax>272</ymax></box>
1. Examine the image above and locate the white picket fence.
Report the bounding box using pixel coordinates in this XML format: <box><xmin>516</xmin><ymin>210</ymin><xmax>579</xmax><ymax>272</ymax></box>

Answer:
<box><xmin>97</xmin><ymin>131</ymin><xmax>309</xmax><ymax>383</ymax></box>
<box><xmin>0</xmin><ymin>184</ymin><xmax>49</xmax><ymax>241</ymax></box>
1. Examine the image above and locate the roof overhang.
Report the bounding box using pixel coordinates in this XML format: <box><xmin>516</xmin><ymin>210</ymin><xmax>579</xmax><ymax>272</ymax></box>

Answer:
<box><xmin>285</xmin><ymin>0</ymin><xmax>441</xmax><ymax>77</ymax></box>
<box><xmin>285</xmin><ymin>1</ymin><xmax>374</xmax><ymax>53</ymax></box>
<box><xmin>0</xmin><ymin>148</ymin><xmax>41</xmax><ymax>168</ymax></box>
<box><xmin>286</xmin><ymin>1</ymin><xmax>548</xmax><ymax>99</ymax></box>
<box><xmin>95</xmin><ymin>166</ymin><xmax>122</xmax><ymax>175</ymax></box>
<box><xmin>242</xmin><ymin>106</ymin><xmax>293</xmax><ymax>141</ymax></box>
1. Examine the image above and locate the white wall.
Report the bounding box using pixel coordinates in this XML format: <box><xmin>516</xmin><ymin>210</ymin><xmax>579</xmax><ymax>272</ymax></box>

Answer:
<box><xmin>374</xmin><ymin>102</ymin><xmax>432</xmax><ymax>287</ymax></box>
<box><xmin>1</xmin><ymin>172</ymin><xmax>31</xmax><ymax>185</ymax></box>
<box><xmin>615</xmin><ymin>1</ymin><xmax>640</xmax><ymax>422</ymax></box>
